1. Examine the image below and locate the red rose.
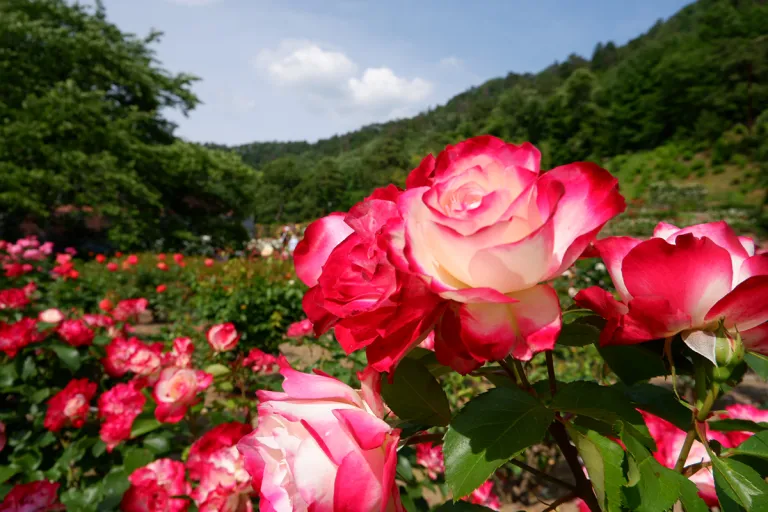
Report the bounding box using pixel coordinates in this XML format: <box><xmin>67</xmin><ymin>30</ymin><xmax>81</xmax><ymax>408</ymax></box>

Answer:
<box><xmin>0</xmin><ymin>481</ymin><xmax>63</xmax><ymax>511</ymax></box>
<box><xmin>112</xmin><ymin>298</ymin><xmax>149</xmax><ymax>322</ymax></box>
<box><xmin>0</xmin><ymin>318</ymin><xmax>41</xmax><ymax>358</ymax></box>
<box><xmin>157</xmin><ymin>262</ymin><xmax>169</xmax><ymax>271</ymax></box>
<box><xmin>103</xmin><ymin>337</ymin><xmax>164</xmax><ymax>378</ymax></box>
<box><xmin>95</xmin><ymin>254</ymin><xmax>106</xmax><ymax>264</ymax></box>
<box><xmin>126</xmin><ymin>254</ymin><xmax>139</xmax><ymax>265</ymax></box>
<box><xmin>44</xmin><ymin>378</ymin><xmax>97</xmax><ymax>432</ymax></box>
<box><xmin>122</xmin><ymin>459</ymin><xmax>190</xmax><ymax>512</ymax></box>
<box><xmin>106</xmin><ymin>262</ymin><xmax>118</xmax><ymax>272</ymax></box>
<box><xmin>0</xmin><ymin>288</ymin><xmax>30</xmax><ymax>310</ymax></box>
<box><xmin>98</xmin><ymin>379</ymin><xmax>146</xmax><ymax>452</ymax></box>
<box><xmin>206</xmin><ymin>323</ymin><xmax>240</xmax><ymax>352</ymax></box>
<box><xmin>187</xmin><ymin>422</ymin><xmax>252</xmax><ymax>481</ymax></box>
<box><xmin>156</xmin><ymin>284</ymin><xmax>167</xmax><ymax>293</ymax></box>
<box><xmin>57</xmin><ymin>319</ymin><xmax>95</xmax><ymax>347</ymax></box>
<box><xmin>153</xmin><ymin>367</ymin><xmax>212</xmax><ymax>423</ymax></box>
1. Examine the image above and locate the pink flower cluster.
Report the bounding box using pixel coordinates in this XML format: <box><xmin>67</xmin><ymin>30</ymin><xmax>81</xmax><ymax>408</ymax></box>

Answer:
<box><xmin>295</xmin><ymin>136</ymin><xmax>626</xmax><ymax>374</ymax></box>
<box><xmin>241</xmin><ymin>348</ymin><xmax>289</xmax><ymax>374</ymax></box>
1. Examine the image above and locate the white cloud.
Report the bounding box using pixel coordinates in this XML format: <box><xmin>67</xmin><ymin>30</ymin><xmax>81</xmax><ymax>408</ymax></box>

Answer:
<box><xmin>255</xmin><ymin>41</ymin><xmax>356</xmax><ymax>88</ymax></box>
<box><xmin>254</xmin><ymin>40</ymin><xmax>432</xmax><ymax>118</ymax></box>
<box><xmin>438</xmin><ymin>56</ymin><xmax>463</xmax><ymax>69</ymax></box>
<box><xmin>348</xmin><ymin>67</ymin><xmax>432</xmax><ymax>107</ymax></box>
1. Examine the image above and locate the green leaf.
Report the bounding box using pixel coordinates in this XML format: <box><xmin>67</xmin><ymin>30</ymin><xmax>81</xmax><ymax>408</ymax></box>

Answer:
<box><xmin>562</xmin><ymin>308</ymin><xmax>599</xmax><ymax>324</ymax></box>
<box><xmin>599</xmin><ymin>344</ymin><xmax>667</xmax><ymax>384</ymax></box>
<box><xmin>92</xmin><ymin>441</ymin><xmax>106</xmax><ymax>458</ymax></box>
<box><xmin>622</xmin><ymin>382</ymin><xmax>692</xmax><ymax>431</ymax></box>
<box><xmin>50</xmin><ymin>344</ymin><xmax>81</xmax><ymax>372</ymax></box>
<box><xmin>557</xmin><ymin>322</ymin><xmax>601</xmax><ymax>347</ymax></box>
<box><xmin>61</xmin><ymin>485</ymin><xmax>101</xmax><ymax>511</ymax></box>
<box><xmin>673</xmin><ymin>472</ymin><xmax>710</xmax><ymax>512</ymax></box>
<box><xmin>745</xmin><ymin>352</ymin><xmax>768</xmax><ymax>380</ymax></box>
<box><xmin>711</xmin><ymin>454</ymin><xmax>768</xmax><ymax>511</ymax></box>
<box><xmin>143</xmin><ymin>434</ymin><xmax>171</xmax><ymax>455</ymax></box>
<box><xmin>551</xmin><ymin>381</ymin><xmax>654</xmax><ymax>450</ymax></box>
<box><xmin>0</xmin><ymin>466</ymin><xmax>19</xmax><ymax>485</ymax></box>
<box><xmin>381</xmin><ymin>358</ymin><xmax>451</xmax><ymax>427</ymax></box>
<box><xmin>406</xmin><ymin>348</ymin><xmax>451</xmax><ymax>377</ymax></box>
<box><xmin>204</xmin><ymin>363</ymin><xmax>231</xmax><ymax>377</ymax></box>
<box><xmin>434</xmin><ymin>502</ymin><xmax>496</xmax><ymax>512</ymax></box>
<box><xmin>130</xmin><ymin>417</ymin><xmax>162</xmax><ymax>438</ymax></box>
<box><xmin>123</xmin><ymin>447</ymin><xmax>154</xmax><ymax>473</ymax></box>
<box><xmin>567</xmin><ymin>424</ymin><xmax>626</xmax><ymax>512</ymax></box>
<box><xmin>621</xmin><ymin>432</ymin><xmax>681</xmax><ymax>512</ymax></box>
<box><xmin>709</xmin><ymin>419</ymin><xmax>768</xmax><ymax>434</ymax></box>
<box><xmin>97</xmin><ymin>469</ymin><xmax>130</xmax><ymax>511</ymax></box>
<box><xmin>0</xmin><ymin>361</ymin><xmax>18</xmax><ymax>387</ymax></box>
<box><xmin>443</xmin><ymin>387</ymin><xmax>554</xmax><ymax>499</ymax></box>
<box><xmin>30</xmin><ymin>387</ymin><xmax>51</xmax><ymax>404</ymax></box>
<box><xmin>396</xmin><ymin>454</ymin><xmax>414</xmax><ymax>482</ymax></box>
<box><xmin>727</xmin><ymin>431</ymin><xmax>768</xmax><ymax>462</ymax></box>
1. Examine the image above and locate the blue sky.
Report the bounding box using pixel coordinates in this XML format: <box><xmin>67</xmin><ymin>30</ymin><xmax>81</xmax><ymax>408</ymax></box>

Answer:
<box><xmin>86</xmin><ymin>0</ymin><xmax>693</xmax><ymax>145</ymax></box>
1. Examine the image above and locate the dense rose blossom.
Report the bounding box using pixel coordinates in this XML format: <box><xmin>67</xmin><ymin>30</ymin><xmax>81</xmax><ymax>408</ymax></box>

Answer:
<box><xmin>575</xmin><ymin>222</ymin><xmax>768</xmax><ymax>358</ymax></box>
<box><xmin>157</xmin><ymin>262</ymin><xmax>169</xmax><ymax>271</ymax></box>
<box><xmin>285</xmin><ymin>318</ymin><xmax>313</xmax><ymax>338</ymax></box>
<box><xmin>464</xmin><ymin>480</ymin><xmax>501</xmax><ymax>510</ymax></box>
<box><xmin>98</xmin><ymin>379</ymin><xmax>147</xmax><ymax>451</ymax></box>
<box><xmin>207</xmin><ymin>323</ymin><xmax>240</xmax><ymax>352</ymax></box>
<box><xmin>0</xmin><ymin>420</ymin><xmax>5</xmax><ymax>453</ymax></box>
<box><xmin>157</xmin><ymin>253</ymin><xmax>166</xmax><ymax>261</ymax></box>
<box><xmin>38</xmin><ymin>308</ymin><xmax>65</xmax><ymax>324</ymax></box>
<box><xmin>191</xmin><ymin>446</ymin><xmax>252</xmax><ymax>511</ymax></box>
<box><xmin>241</xmin><ymin>348</ymin><xmax>289</xmax><ymax>374</ymax></box>
<box><xmin>0</xmin><ymin>287</ymin><xmax>30</xmax><ymax>310</ymax></box>
<box><xmin>96</xmin><ymin>254</ymin><xmax>106</xmax><ymax>264</ymax></box>
<box><xmin>237</xmin><ymin>368</ymin><xmax>402</xmax><ymax>512</ymax></box>
<box><xmin>126</xmin><ymin>254</ymin><xmax>139</xmax><ymax>265</ymax></box>
<box><xmin>416</xmin><ymin>442</ymin><xmax>445</xmax><ymax>480</ymax></box>
<box><xmin>397</xmin><ymin>136</ymin><xmax>625</xmax><ymax>369</ymax></box>
<box><xmin>103</xmin><ymin>337</ymin><xmax>164</xmax><ymax>378</ymax></box>
<box><xmin>295</xmin><ymin>185</ymin><xmax>445</xmax><ymax>373</ymax></box>
<box><xmin>163</xmin><ymin>337</ymin><xmax>195</xmax><ymax>368</ymax></box>
<box><xmin>4</xmin><ymin>262</ymin><xmax>33</xmax><ymax>277</ymax></box>
<box><xmin>57</xmin><ymin>319</ymin><xmax>95</xmax><ymax>347</ymax></box>
<box><xmin>99</xmin><ymin>298</ymin><xmax>114</xmax><ymax>312</ymax></box>
<box><xmin>173</xmin><ymin>253</ymin><xmax>184</xmax><ymax>264</ymax></box>
<box><xmin>52</xmin><ymin>253</ymin><xmax>77</xmax><ymax>280</ymax></box>
<box><xmin>0</xmin><ymin>317</ymin><xmax>41</xmax><ymax>357</ymax></box>
<box><xmin>112</xmin><ymin>298</ymin><xmax>149</xmax><ymax>322</ymax></box>
<box><xmin>82</xmin><ymin>313</ymin><xmax>114</xmax><ymax>328</ymax></box>
<box><xmin>187</xmin><ymin>422</ymin><xmax>253</xmax><ymax>481</ymax></box>
<box><xmin>153</xmin><ymin>367</ymin><xmax>213</xmax><ymax>423</ymax></box>
<box><xmin>44</xmin><ymin>378</ymin><xmax>97</xmax><ymax>432</ymax></box>
<box><xmin>107</xmin><ymin>262</ymin><xmax>118</xmax><ymax>272</ymax></box>
<box><xmin>0</xmin><ymin>481</ymin><xmax>63</xmax><ymax>511</ymax></box>
<box><xmin>22</xmin><ymin>249</ymin><xmax>43</xmax><ymax>261</ymax></box>
<box><xmin>204</xmin><ymin>258</ymin><xmax>215</xmax><ymax>267</ymax></box>
<box><xmin>156</xmin><ymin>284</ymin><xmax>167</xmax><ymax>293</ymax></box>
<box><xmin>116</xmin><ymin>251</ymin><xmax>123</xmax><ymax>257</ymax></box>
<box><xmin>122</xmin><ymin>459</ymin><xmax>190</xmax><ymax>512</ymax></box>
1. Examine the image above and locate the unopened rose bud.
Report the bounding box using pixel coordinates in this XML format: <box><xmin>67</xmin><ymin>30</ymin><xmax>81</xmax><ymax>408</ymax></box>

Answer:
<box><xmin>714</xmin><ymin>327</ymin><xmax>744</xmax><ymax>368</ymax></box>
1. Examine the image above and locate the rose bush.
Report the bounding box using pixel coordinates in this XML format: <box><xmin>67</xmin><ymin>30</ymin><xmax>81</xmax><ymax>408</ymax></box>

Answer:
<box><xmin>2</xmin><ymin>137</ymin><xmax>768</xmax><ymax>512</ymax></box>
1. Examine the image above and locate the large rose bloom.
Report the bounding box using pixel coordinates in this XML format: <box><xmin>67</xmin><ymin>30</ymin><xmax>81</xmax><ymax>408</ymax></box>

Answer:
<box><xmin>398</xmin><ymin>136</ymin><xmax>625</xmax><ymax>365</ymax></box>
<box><xmin>575</xmin><ymin>222</ymin><xmax>768</xmax><ymax>357</ymax></box>
<box><xmin>44</xmin><ymin>378</ymin><xmax>97</xmax><ymax>432</ymax></box>
<box><xmin>295</xmin><ymin>185</ymin><xmax>444</xmax><ymax>373</ymax></box>
<box><xmin>122</xmin><ymin>459</ymin><xmax>190</xmax><ymax>512</ymax></box>
<box><xmin>98</xmin><ymin>379</ymin><xmax>147</xmax><ymax>452</ymax></box>
<box><xmin>0</xmin><ymin>481</ymin><xmax>63</xmax><ymax>511</ymax></box>
<box><xmin>153</xmin><ymin>367</ymin><xmax>213</xmax><ymax>423</ymax></box>
<box><xmin>237</xmin><ymin>368</ymin><xmax>402</xmax><ymax>512</ymax></box>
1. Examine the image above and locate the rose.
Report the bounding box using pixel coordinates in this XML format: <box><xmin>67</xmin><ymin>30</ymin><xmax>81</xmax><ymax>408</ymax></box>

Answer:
<box><xmin>57</xmin><ymin>319</ymin><xmax>94</xmax><ymax>347</ymax></box>
<box><xmin>112</xmin><ymin>298</ymin><xmax>149</xmax><ymax>322</ymax></box>
<box><xmin>295</xmin><ymin>185</ymin><xmax>445</xmax><ymax>373</ymax></box>
<box><xmin>715</xmin><ymin>404</ymin><xmax>768</xmax><ymax>446</ymax></box>
<box><xmin>173</xmin><ymin>253</ymin><xmax>184</xmax><ymax>264</ymax></box>
<box><xmin>575</xmin><ymin>222</ymin><xmax>768</xmax><ymax>361</ymax></box>
<box><xmin>285</xmin><ymin>318</ymin><xmax>313</xmax><ymax>338</ymax></box>
<box><xmin>207</xmin><ymin>323</ymin><xmax>240</xmax><ymax>352</ymax></box>
<box><xmin>396</xmin><ymin>136</ymin><xmax>625</xmax><ymax>369</ymax></box>
<box><xmin>122</xmin><ymin>459</ymin><xmax>190</xmax><ymax>512</ymax></box>
<box><xmin>242</xmin><ymin>348</ymin><xmax>289</xmax><ymax>374</ymax></box>
<box><xmin>95</xmin><ymin>254</ymin><xmax>106</xmax><ymax>264</ymax></box>
<box><xmin>237</xmin><ymin>368</ymin><xmax>401</xmax><ymax>511</ymax></box>
<box><xmin>464</xmin><ymin>481</ymin><xmax>501</xmax><ymax>511</ymax></box>
<box><xmin>163</xmin><ymin>337</ymin><xmax>195</xmax><ymax>368</ymax></box>
<box><xmin>0</xmin><ymin>318</ymin><xmax>41</xmax><ymax>358</ymax></box>
<box><xmin>153</xmin><ymin>367</ymin><xmax>213</xmax><ymax>423</ymax></box>
<box><xmin>157</xmin><ymin>262</ymin><xmax>169</xmax><ymax>271</ymax></box>
<box><xmin>38</xmin><ymin>308</ymin><xmax>64</xmax><ymax>324</ymax></box>
<box><xmin>156</xmin><ymin>284</ymin><xmax>167</xmax><ymax>293</ymax></box>
<box><xmin>99</xmin><ymin>298</ymin><xmax>114</xmax><ymax>312</ymax></box>
<box><xmin>204</xmin><ymin>258</ymin><xmax>215</xmax><ymax>267</ymax></box>
<box><xmin>190</xmin><ymin>446</ymin><xmax>252</xmax><ymax>511</ymax></box>
<box><xmin>126</xmin><ymin>254</ymin><xmax>139</xmax><ymax>265</ymax></box>
<box><xmin>82</xmin><ymin>313</ymin><xmax>114</xmax><ymax>328</ymax></box>
<box><xmin>106</xmin><ymin>262</ymin><xmax>118</xmax><ymax>272</ymax></box>
<box><xmin>44</xmin><ymin>378</ymin><xmax>97</xmax><ymax>432</ymax></box>
<box><xmin>0</xmin><ymin>288</ymin><xmax>30</xmax><ymax>310</ymax></box>
<box><xmin>416</xmin><ymin>442</ymin><xmax>445</xmax><ymax>480</ymax></box>
<box><xmin>0</xmin><ymin>421</ymin><xmax>5</xmax><ymax>453</ymax></box>
<box><xmin>0</xmin><ymin>481</ymin><xmax>63</xmax><ymax>511</ymax></box>
<box><xmin>103</xmin><ymin>337</ymin><xmax>164</xmax><ymax>378</ymax></box>
<box><xmin>187</xmin><ymin>422</ymin><xmax>253</xmax><ymax>481</ymax></box>
<box><xmin>98</xmin><ymin>379</ymin><xmax>146</xmax><ymax>452</ymax></box>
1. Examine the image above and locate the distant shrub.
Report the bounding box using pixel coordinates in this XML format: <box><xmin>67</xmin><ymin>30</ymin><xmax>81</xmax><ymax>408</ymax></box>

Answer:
<box><xmin>713</xmin><ymin>165</ymin><xmax>726</xmax><ymax>175</ymax></box>
<box><xmin>731</xmin><ymin>154</ymin><xmax>748</xmax><ymax>168</ymax></box>
<box><xmin>691</xmin><ymin>159</ymin><xmax>706</xmax><ymax>171</ymax></box>
<box><xmin>682</xmin><ymin>150</ymin><xmax>695</xmax><ymax>161</ymax></box>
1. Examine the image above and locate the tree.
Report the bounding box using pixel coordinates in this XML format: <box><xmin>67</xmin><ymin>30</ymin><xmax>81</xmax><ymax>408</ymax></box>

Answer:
<box><xmin>0</xmin><ymin>0</ymin><xmax>255</xmax><ymax>249</ymax></box>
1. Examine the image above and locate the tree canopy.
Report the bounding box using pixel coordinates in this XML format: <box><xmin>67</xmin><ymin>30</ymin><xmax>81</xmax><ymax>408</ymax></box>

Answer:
<box><xmin>0</xmin><ymin>0</ymin><xmax>256</xmax><ymax>250</ymax></box>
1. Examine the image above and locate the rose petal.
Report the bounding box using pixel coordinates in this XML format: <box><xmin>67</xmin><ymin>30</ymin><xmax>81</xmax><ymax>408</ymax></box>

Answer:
<box><xmin>742</xmin><ymin>322</ymin><xmax>768</xmax><ymax>355</ymax></box>
<box><xmin>294</xmin><ymin>213</ymin><xmax>354</xmax><ymax>287</ymax></box>
<box><xmin>705</xmin><ymin>276</ymin><xmax>768</xmax><ymax>331</ymax></box>
<box><xmin>593</xmin><ymin>236</ymin><xmax>643</xmax><ymax>302</ymax></box>
<box><xmin>622</xmin><ymin>235</ymin><xmax>733</xmax><ymax>326</ymax></box>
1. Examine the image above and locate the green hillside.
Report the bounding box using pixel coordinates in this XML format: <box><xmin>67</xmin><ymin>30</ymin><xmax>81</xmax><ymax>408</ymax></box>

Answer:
<box><xmin>236</xmin><ymin>0</ymin><xmax>768</xmax><ymax>234</ymax></box>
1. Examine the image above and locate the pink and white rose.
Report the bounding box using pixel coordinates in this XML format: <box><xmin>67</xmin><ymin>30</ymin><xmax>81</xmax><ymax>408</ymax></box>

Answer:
<box><xmin>153</xmin><ymin>367</ymin><xmax>213</xmax><ymax>423</ymax></box>
<box><xmin>207</xmin><ymin>323</ymin><xmax>240</xmax><ymax>352</ymax></box>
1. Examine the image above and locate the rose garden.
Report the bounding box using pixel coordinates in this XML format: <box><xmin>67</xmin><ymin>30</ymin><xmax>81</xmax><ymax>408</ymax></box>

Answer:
<box><xmin>1</xmin><ymin>136</ymin><xmax>767</xmax><ymax>511</ymax></box>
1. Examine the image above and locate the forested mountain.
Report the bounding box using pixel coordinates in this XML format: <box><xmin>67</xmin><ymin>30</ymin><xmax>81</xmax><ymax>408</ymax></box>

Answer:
<box><xmin>238</xmin><ymin>0</ymin><xmax>768</xmax><ymax>227</ymax></box>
